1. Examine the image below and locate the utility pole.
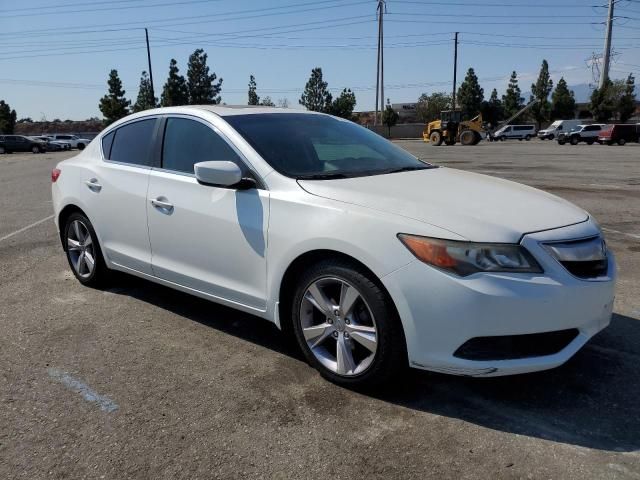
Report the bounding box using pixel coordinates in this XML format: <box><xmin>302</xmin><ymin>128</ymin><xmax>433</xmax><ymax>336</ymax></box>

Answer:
<box><xmin>374</xmin><ymin>0</ymin><xmax>385</xmax><ymax>125</ymax></box>
<box><xmin>145</xmin><ymin>28</ymin><xmax>155</xmax><ymax>101</ymax></box>
<box><xmin>452</xmin><ymin>32</ymin><xmax>459</xmax><ymax>110</ymax></box>
<box><xmin>599</xmin><ymin>0</ymin><xmax>614</xmax><ymax>88</ymax></box>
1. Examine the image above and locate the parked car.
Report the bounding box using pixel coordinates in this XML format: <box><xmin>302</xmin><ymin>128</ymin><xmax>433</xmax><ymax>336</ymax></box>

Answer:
<box><xmin>51</xmin><ymin>107</ymin><xmax>616</xmax><ymax>387</ymax></box>
<box><xmin>31</xmin><ymin>136</ymin><xmax>72</xmax><ymax>151</ymax></box>
<box><xmin>598</xmin><ymin>124</ymin><xmax>640</xmax><ymax>145</ymax></box>
<box><xmin>537</xmin><ymin>119</ymin><xmax>582</xmax><ymax>140</ymax></box>
<box><xmin>493</xmin><ymin>124</ymin><xmax>536</xmax><ymax>141</ymax></box>
<box><xmin>47</xmin><ymin>134</ymin><xmax>91</xmax><ymax>150</ymax></box>
<box><xmin>0</xmin><ymin>135</ymin><xmax>46</xmax><ymax>154</ymax></box>
<box><xmin>557</xmin><ymin>124</ymin><xmax>604</xmax><ymax>145</ymax></box>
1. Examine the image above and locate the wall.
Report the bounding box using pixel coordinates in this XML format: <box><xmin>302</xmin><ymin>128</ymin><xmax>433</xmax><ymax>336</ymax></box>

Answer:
<box><xmin>366</xmin><ymin>123</ymin><xmax>425</xmax><ymax>139</ymax></box>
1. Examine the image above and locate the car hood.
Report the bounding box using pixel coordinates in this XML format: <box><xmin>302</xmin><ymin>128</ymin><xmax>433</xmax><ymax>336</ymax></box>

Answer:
<box><xmin>297</xmin><ymin>168</ymin><xmax>588</xmax><ymax>243</ymax></box>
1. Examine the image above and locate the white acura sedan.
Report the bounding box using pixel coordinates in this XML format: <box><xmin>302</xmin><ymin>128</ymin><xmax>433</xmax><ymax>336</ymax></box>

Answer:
<box><xmin>51</xmin><ymin>106</ymin><xmax>616</xmax><ymax>387</ymax></box>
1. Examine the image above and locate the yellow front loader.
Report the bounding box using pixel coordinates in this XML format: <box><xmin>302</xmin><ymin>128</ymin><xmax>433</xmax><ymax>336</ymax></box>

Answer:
<box><xmin>423</xmin><ymin>110</ymin><xmax>484</xmax><ymax>146</ymax></box>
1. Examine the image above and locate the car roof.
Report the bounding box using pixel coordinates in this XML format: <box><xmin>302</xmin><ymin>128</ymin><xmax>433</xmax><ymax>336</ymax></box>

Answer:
<box><xmin>191</xmin><ymin>105</ymin><xmax>316</xmax><ymax>117</ymax></box>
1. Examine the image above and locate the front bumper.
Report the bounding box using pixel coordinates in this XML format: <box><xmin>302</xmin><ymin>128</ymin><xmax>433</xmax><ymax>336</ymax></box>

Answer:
<box><xmin>382</xmin><ymin>221</ymin><xmax>616</xmax><ymax>377</ymax></box>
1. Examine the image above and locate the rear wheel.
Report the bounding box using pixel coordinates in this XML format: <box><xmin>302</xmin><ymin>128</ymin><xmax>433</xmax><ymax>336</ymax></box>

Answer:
<box><xmin>429</xmin><ymin>130</ymin><xmax>443</xmax><ymax>146</ymax></box>
<box><xmin>525</xmin><ymin>134</ymin><xmax>531</xmax><ymax>141</ymax></box>
<box><xmin>586</xmin><ymin>140</ymin><xmax>594</xmax><ymax>145</ymax></box>
<box><xmin>77</xmin><ymin>143</ymin><xmax>86</xmax><ymax>150</ymax></box>
<box><xmin>291</xmin><ymin>260</ymin><xmax>406</xmax><ymax>388</ymax></box>
<box><xmin>0</xmin><ymin>146</ymin><xmax>5</xmax><ymax>154</ymax></box>
<box><xmin>558</xmin><ymin>139</ymin><xmax>566</xmax><ymax>145</ymax></box>
<box><xmin>31</xmin><ymin>146</ymin><xmax>40</xmax><ymax>154</ymax></box>
<box><xmin>570</xmin><ymin>136</ymin><xmax>579</xmax><ymax>145</ymax></box>
<box><xmin>618</xmin><ymin>138</ymin><xmax>626</xmax><ymax>146</ymax></box>
<box><xmin>548</xmin><ymin>134</ymin><xmax>555</xmax><ymax>140</ymax></box>
<box><xmin>64</xmin><ymin>213</ymin><xmax>109</xmax><ymax>287</ymax></box>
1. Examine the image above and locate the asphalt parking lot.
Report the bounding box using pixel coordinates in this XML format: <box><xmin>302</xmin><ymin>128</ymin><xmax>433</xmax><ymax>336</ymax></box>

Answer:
<box><xmin>1</xmin><ymin>140</ymin><xmax>639</xmax><ymax>479</ymax></box>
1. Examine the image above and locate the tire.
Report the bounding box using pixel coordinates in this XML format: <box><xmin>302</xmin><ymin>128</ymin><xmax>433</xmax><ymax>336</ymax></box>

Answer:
<box><xmin>291</xmin><ymin>259</ymin><xmax>406</xmax><ymax>388</ymax></box>
<box><xmin>558</xmin><ymin>139</ymin><xmax>566</xmax><ymax>145</ymax></box>
<box><xmin>460</xmin><ymin>129</ymin><xmax>475</xmax><ymax>146</ymax></box>
<box><xmin>618</xmin><ymin>138</ymin><xmax>626</xmax><ymax>146</ymax></box>
<box><xmin>525</xmin><ymin>134</ymin><xmax>531</xmax><ymax>141</ymax></box>
<box><xmin>587</xmin><ymin>140</ymin><xmax>594</xmax><ymax>145</ymax></box>
<box><xmin>499</xmin><ymin>136</ymin><xmax>505</xmax><ymax>142</ymax></box>
<box><xmin>570</xmin><ymin>136</ymin><xmax>579</xmax><ymax>146</ymax></box>
<box><xmin>0</xmin><ymin>146</ymin><xmax>5</xmax><ymax>154</ymax></box>
<box><xmin>63</xmin><ymin>212</ymin><xmax>109</xmax><ymax>288</ymax></box>
<box><xmin>429</xmin><ymin>130</ymin><xmax>443</xmax><ymax>146</ymax></box>
<box><xmin>77</xmin><ymin>143</ymin><xmax>86</xmax><ymax>150</ymax></box>
<box><xmin>548</xmin><ymin>134</ymin><xmax>554</xmax><ymax>140</ymax></box>
<box><xmin>32</xmin><ymin>146</ymin><xmax>40</xmax><ymax>154</ymax></box>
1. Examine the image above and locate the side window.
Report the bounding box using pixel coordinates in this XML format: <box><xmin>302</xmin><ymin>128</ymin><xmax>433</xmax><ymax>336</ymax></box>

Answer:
<box><xmin>557</xmin><ymin>125</ymin><xmax>563</xmax><ymax>131</ymax></box>
<box><xmin>107</xmin><ymin>119</ymin><xmax>156</xmax><ymax>166</ymax></box>
<box><xmin>101</xmin><ymin>131</ymin><xmax>115</xmax><ymax>158</ymax></box>
<box><xmin>162</xmin><ymin>117</ymin><xmax>242</xmax><ymax>174</ymax></box>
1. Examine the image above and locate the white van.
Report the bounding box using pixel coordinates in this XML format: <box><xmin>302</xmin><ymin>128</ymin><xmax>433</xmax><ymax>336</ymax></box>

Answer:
<box><xmin>493</xmin><ymin>124</ymin><xmax>536</xmax><ymax>141</ymax></box>
<box><xmin>537</xmin><ymin>119</ymin><xmax>581</xmax><ymax>140</ymax></box>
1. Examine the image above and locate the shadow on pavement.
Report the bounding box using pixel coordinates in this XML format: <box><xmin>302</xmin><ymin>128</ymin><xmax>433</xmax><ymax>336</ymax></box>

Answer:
<box><xmin>109</xmin><ymin>273</ymin><xmax>640</xmax><ymax>453</ymax></box>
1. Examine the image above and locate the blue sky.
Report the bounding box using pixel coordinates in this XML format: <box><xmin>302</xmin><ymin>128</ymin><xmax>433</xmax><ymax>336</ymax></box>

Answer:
<box><xmin>1</xmin><ymin>0</ymin><xmax>638</xmax><ymax>120</ymax></box>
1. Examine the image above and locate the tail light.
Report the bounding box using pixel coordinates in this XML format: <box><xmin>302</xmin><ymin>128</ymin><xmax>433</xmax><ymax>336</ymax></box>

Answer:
<box><xmin>51</xmin><ymin>168</ymin><xmax>61</xmax><ymax>182</ymax></box>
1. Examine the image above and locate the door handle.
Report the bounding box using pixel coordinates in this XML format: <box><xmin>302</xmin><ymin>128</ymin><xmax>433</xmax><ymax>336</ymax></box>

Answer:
<box><xmin>150</xmin><ymin>197</ymin><xmax>174</xmax><ymax>212</ymax></box>
<box><xmin>85</xmin><ymin>178</ymin><xmax>102</xmax><ymax>191</ymax></box>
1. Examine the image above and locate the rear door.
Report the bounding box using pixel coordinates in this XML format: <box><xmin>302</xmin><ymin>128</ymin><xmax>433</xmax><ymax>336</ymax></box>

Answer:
<box><xmin>147</xmin><ymin>115</ymin><xmax>269</xmax><ymax>310</ymax></box>
<box><xmin>80</xmin><ymin>118</ymin><xmax>160</xmax><ymax>274</ymax></box>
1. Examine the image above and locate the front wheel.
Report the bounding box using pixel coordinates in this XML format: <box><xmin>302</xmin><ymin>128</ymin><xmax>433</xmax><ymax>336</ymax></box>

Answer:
<box><xmin>548</xmin><ymin>134</ymin><xmax>554</xmax><ymax>140</ymax></box>
<box><xmin>429</xmin><ymin>130</ymin><xmax>443</xmax><ymax>146</ymax></box>
<box><xmin>32</xmin><ymin>146</ymin><xmax>40</xmax><ymax>154</ymax></box>
<box><xmin>77</xmin><ymin>143</ymin><xmax>86</xmax><ymax>150</ymax></box>
<box><xmin>618</xmin><ymin>138</ymin><xmax>626</xmax><ymax>146</ymax></box>
<box><xmin>291</xmin><ymin>260</ymin><xmax>406</xmax><ymax>388</ymax></box>
<box><xmin>64</xmin><ymin>213</ymin><xmax>109</xmax><ymax>287</ymax></box>
<box><xmin>570</xmin><ymin>136</ymin><xmax>579</xmax><ymax>145</ymax></box>
<box><xmin>0</xmin><ymin>146</ymin><xmax>5</xmax><ymax>154</ymax></box>
<box><xmin>525</xmin><ymin>134</ymin><xmax>531</xmax><ymax>141</ymax></box>
<box><xmin>558</xmin><ymin>139</ymin><xmax>566</xmax><ymax>145</ymax></box>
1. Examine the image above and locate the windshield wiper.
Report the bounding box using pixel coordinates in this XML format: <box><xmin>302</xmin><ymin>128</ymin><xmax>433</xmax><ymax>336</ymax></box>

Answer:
<box><xmin>296</xmin><ymin>172</ymin><xmax>351</xmax><ymax>180</ymax></box>
<box><xmin>378</xmin><ymin>165</ymin><xmax>434</xmax><ymax>175</ymax></box>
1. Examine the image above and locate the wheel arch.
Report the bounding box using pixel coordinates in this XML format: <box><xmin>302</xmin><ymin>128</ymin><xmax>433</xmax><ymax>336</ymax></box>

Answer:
<box><xmin>58</xmin><ymin>204</ymin><xmax>88</xmax><ymax>250</ymax></box>
<box><xmin>276</xmin><ymin>249</ymin><xmax>405</xmax><ymax>340</ymax></box>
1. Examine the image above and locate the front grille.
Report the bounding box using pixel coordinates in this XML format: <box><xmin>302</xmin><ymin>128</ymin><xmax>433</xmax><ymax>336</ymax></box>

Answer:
<box><xmin>542</xmin><ymin>235</ymin><xmax>608</xmax><ymax>279</ymax></box>
<box><xmin>454</xmin><ymin>329</ymin><xmax>579</xmax><ymax>361</ymax></box>
<box><xmin>560</xmin><ymin>259</ymin><xmax>608</xmax><ymax>279</ymax></box>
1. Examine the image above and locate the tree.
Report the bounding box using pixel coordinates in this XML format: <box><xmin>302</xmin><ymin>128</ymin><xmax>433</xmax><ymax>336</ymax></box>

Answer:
<box><xmin>299</xmin><ymin>67</ymin><xmax>332</xmax><ymax>112</ymax></box>
<box><xmin>382</xmin><ymin>99</ymin><xmax>399</xmax><ymax>137</ymax></box>
<box><xmin>590</xmin><ymin>79</ymin><xmax>618</xmax><ymax>122</ymax></box>
<box><xmin>248</xmin><ymin>74</ymin><xmax>260</xmax><ymax>105</ymax></box>
<box><xmin>133</xmin><ymin>71</ymin><xmax>157</xmax><ymax>113</ymax></box>
<box><xmin>17</xmin><ymin>117</ymin><xmax>33</xmax><ymax>124</ymax></box>
<box><xmin>457</xmin><ymin>68</ymin><xmax>484</xmax><ymax>119</ymax></box>
<box><xmin>260</xmin><ymin>96</ymin><xmax>275</xmax><ymax>107</ymax></box>
<box><xmin>277</xmin><ymin>98</ymin><xmax>290</xmax><ymax>108</ymax></box>
<box><xmin>0</xmin><ymin>100</ymin><xmax>17</xmax><ymax>134</ymax></box>
<box><xmin>160</xmin><ymin>59</ymin><xmax>189</xmax><ymax>107</ymax></box>
<box><xmin>328</xmin><ymin>88</ymin><xmax>357</xmax><ymax>119</ymax></box>
<box><xmin>186</xmin><ymin>48</ymin><xmax>223</xmax><ymax>105</ymax></box>
<box><xmin>529</xmin><ymin>60</ymin><xmax>553</xmax><ymax>128</ymax></box>
<box><xmin>416</xmin><ymin>92</ymin><xmax>451</xmax><ymax>123</ymax></box>
<box><xmin>618</xmin><ymin>73</ymin><xmax>636</xmax><ymax>123</ymax></box>
<box><xmin>98</xmin><ymin>69</ymin><xmax>130</xmax><ymax>126</ymax></box>
<box><xmin>502</xmin><ymin>71</ymin><xmax>524</xmax><ymax>119</ymax></box>
<box><xmin>551</xmin><ymin>77</ymin><xmax>576</xmax><ymax>120</ymax></box>
<box><xmin>480</xmin><ymin>88</ymin><xmax>504</xmax><ymax>127</ymax></box>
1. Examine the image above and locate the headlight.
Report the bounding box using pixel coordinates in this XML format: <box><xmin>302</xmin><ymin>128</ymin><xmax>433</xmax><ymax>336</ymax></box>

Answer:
<box><xmin>397</xmin><ymin>234</ymin><xmax>543</xmax><ymax>277</ymax></box>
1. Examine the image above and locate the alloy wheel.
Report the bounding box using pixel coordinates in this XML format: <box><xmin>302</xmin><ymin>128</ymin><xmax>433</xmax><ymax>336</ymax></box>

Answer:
<box><xmin>67</xmin><ymin>220</ymin><xmax>96</xmax><ymax>278</ymax></box>
<box><xmin>299</xmin><ymin>277</ymin><xmax>378</xmax><ymax>376</ymax></box>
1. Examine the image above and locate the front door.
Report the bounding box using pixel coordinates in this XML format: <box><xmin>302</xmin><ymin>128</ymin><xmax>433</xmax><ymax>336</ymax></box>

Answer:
<box><xmin>147</xmin><ymin>116</ymin><xmax>269</xmax><ymax>311</ymax></box>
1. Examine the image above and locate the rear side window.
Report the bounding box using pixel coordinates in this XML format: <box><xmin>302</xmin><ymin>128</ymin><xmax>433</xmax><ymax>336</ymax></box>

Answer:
<box><xmin>514</xmin><ymin>126</ymin><xmax>532</xmax><ymax>131</ymax></box>
<box><xmin>101</xmin><ymin>131</ymin><xmax>115</xmax><ymax>158</ymax></box>
<box><xmin>107</xmin><ymin>119</ymin><xmax>156</xmax><ymax>166</ymax></box>
<box><xmin>162</xmin><ymin>117</ymin><xmax>242</xmax><ymax>174</ymax></box>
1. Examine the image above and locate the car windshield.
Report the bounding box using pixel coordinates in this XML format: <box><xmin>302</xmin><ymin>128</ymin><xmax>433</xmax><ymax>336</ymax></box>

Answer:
<box><xmin>225</xmin><ymin>113</ymin><xmax>433</xmax><ymax>179</ymax></box>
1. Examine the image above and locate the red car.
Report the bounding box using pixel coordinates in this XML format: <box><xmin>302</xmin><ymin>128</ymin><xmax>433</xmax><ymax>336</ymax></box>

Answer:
<box><xmin>598</xmin><ymin>124</ymin><xmax>640</xmax><ymax>145</ymax></box>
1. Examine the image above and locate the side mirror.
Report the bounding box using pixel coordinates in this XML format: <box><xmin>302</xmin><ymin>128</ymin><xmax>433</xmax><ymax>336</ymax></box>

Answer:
<box><xmin>194</xmin><ymin>161</ymin><xmax>243</xmax><ymax>188</ymax></box>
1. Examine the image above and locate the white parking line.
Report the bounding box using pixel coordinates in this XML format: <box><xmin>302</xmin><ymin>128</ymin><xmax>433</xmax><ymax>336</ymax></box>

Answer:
<box><xmin>0</xmin><ymin>214</ymin><xmax>54</xmax><ymax>243</ymax></box>
<box><xmin>48</xmin><ymin>368</ymin><xmax>119</xmax><ymax>413</ymax></box>
<box><xmin>602</xmin><ymin>227</ymin><xmax>640</xmax><ymax>241</ymax></box>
